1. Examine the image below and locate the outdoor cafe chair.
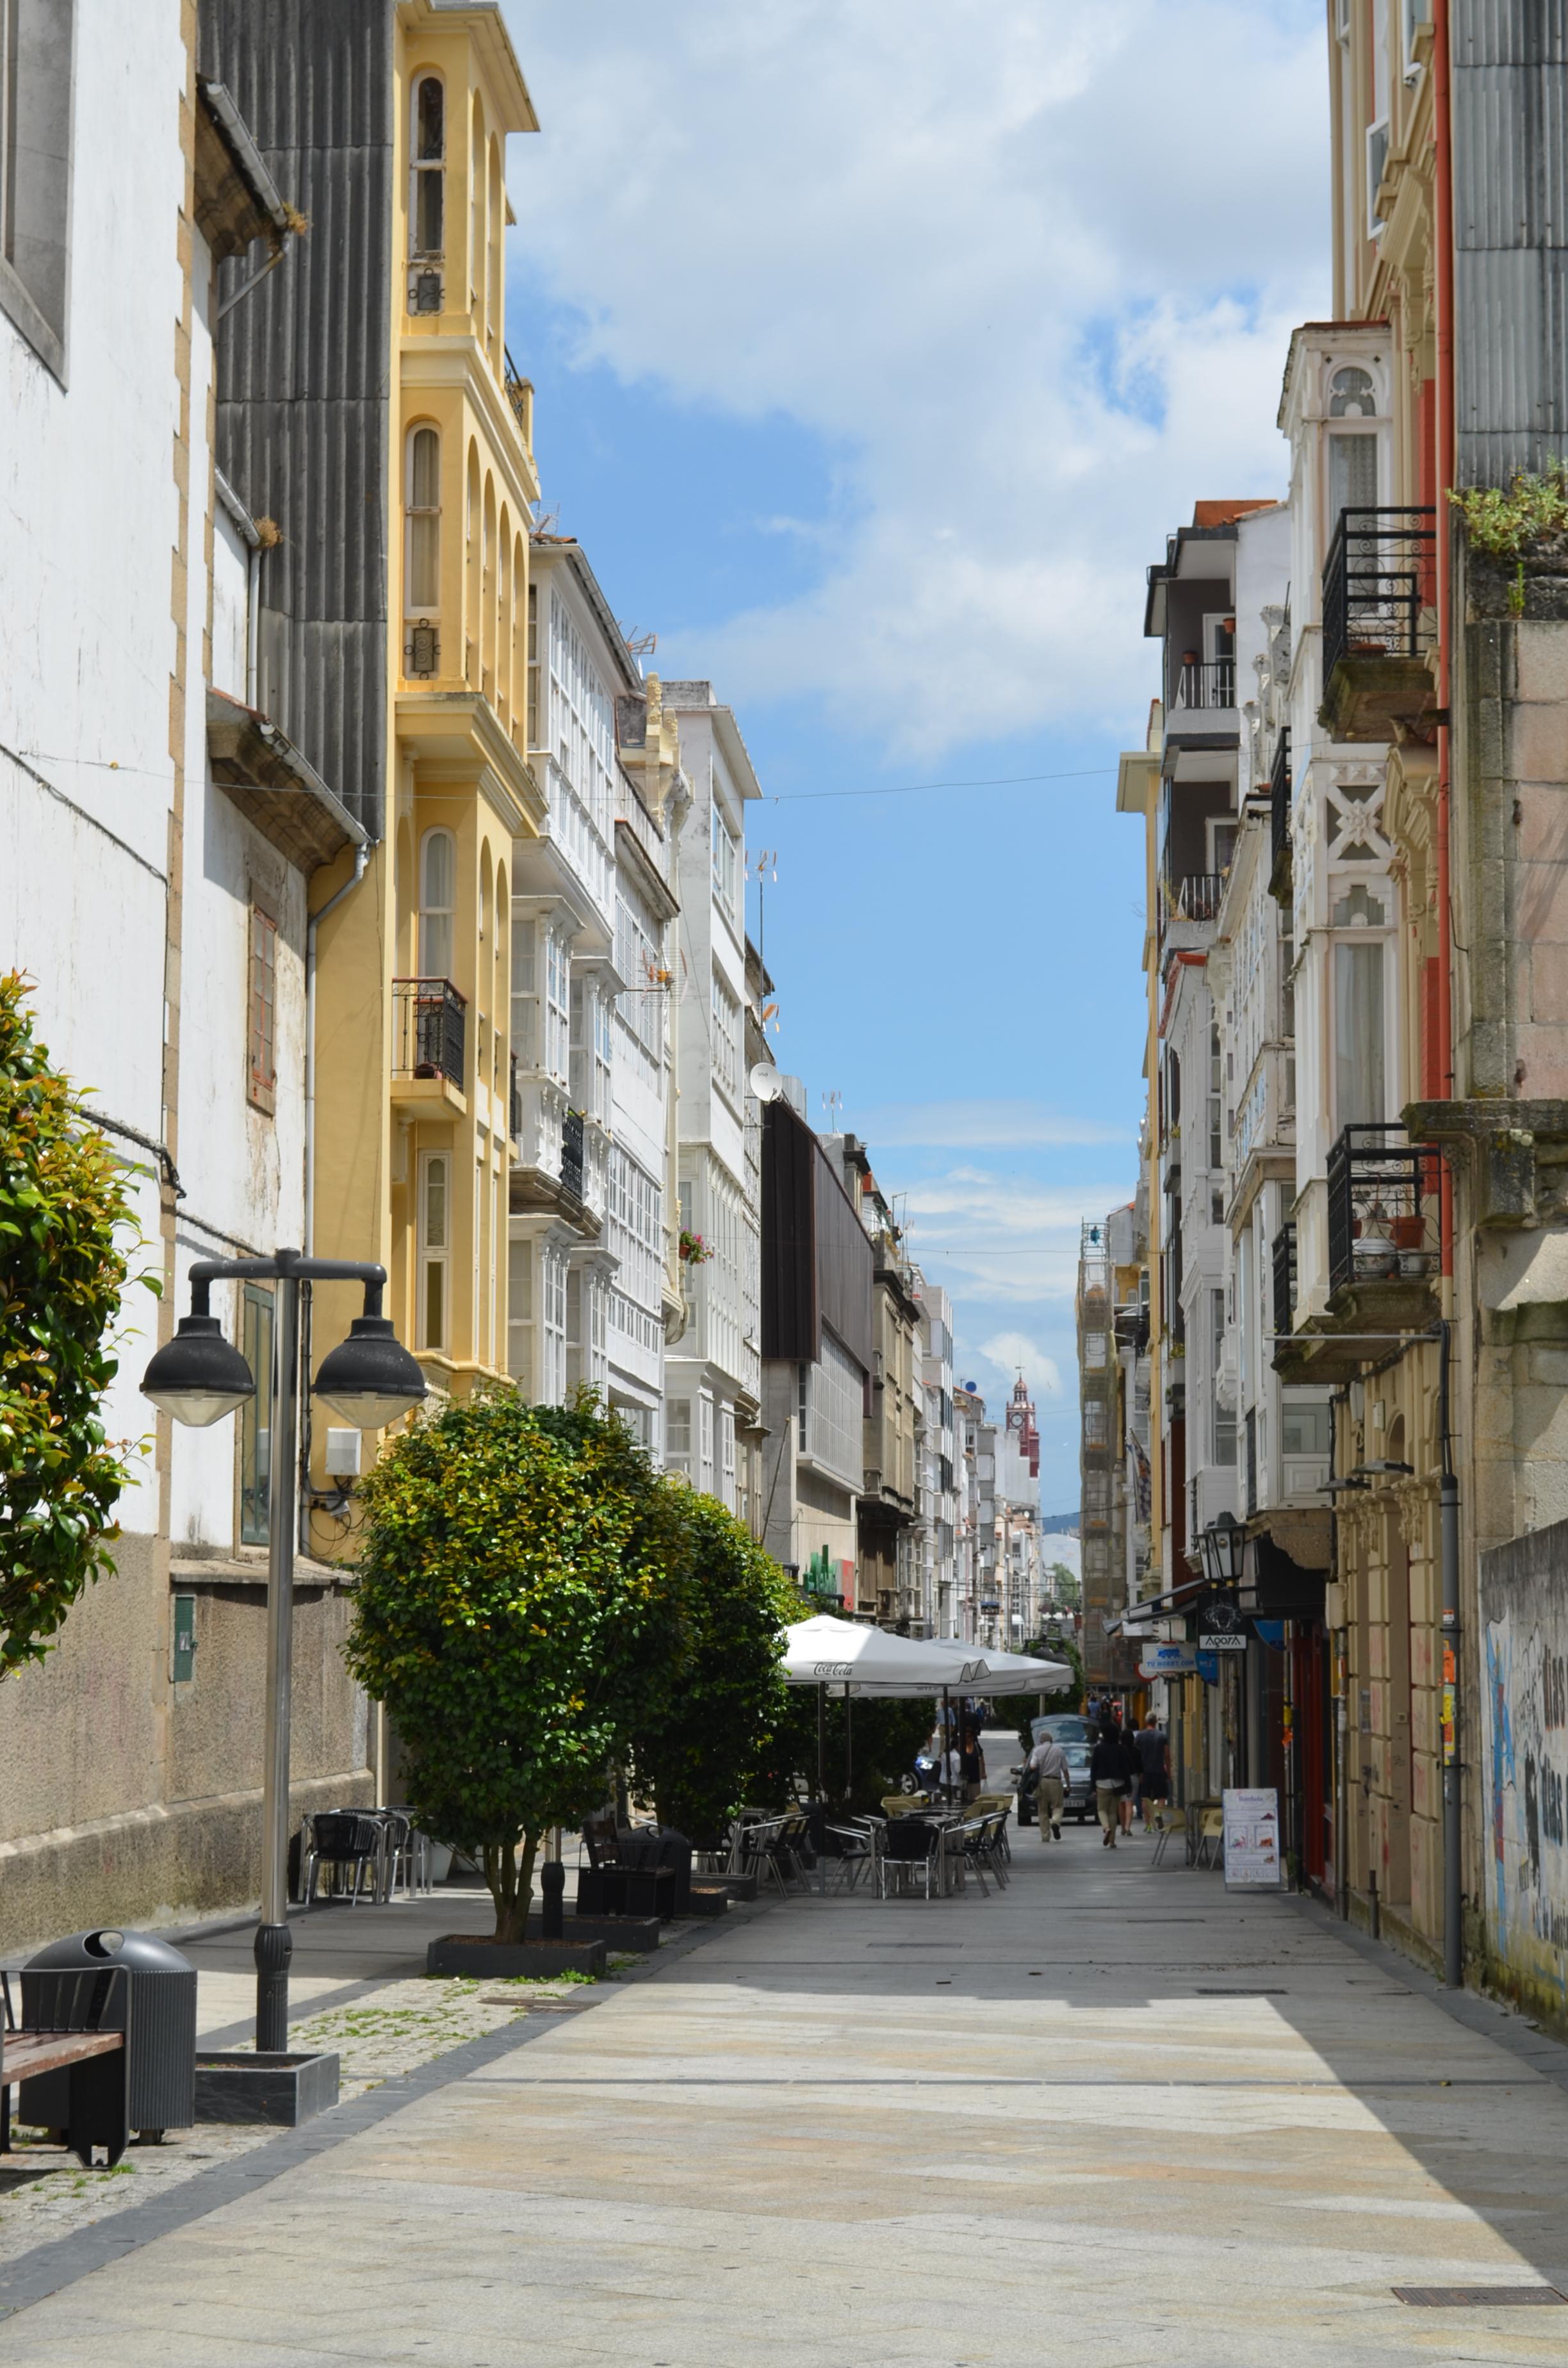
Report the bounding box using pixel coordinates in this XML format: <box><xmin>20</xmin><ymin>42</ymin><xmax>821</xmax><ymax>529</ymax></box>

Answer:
<box><xmin>879</xmin><ymin>1817</ymin><xmax>943</xmax><ymax>1902</ymax></box>
<box><xmin>1146</xmin><ymin>1801</ymin><xmax>1184</xmax><ymax>1868</ymax></box>
<box><xmin>737</xmin><ymin>1817</ymin><xmax>793</xmax><ymax>1900</ymax></box>
<box><xmin>301</xmin><ymin>1811</ymin><xmax>382</xmax><ymax>1906</ymax></box>
<box><xmin>824</xmin><ymin>1824</ymin><xmax>876</xmax><ymax>1891</ymax></box>
<box><xmin>1193</xmin><ymin>1804</ymin><xmax>1225</xmax><ymax>1870</ymax></box>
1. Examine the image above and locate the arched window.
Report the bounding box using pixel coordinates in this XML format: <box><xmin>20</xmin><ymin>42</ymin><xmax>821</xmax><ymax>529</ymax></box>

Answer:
<box><xmin>411</xmin><ymin>75</ymin><xmax>445</xmax><ymax>258</ymax></box>
<box><xmin>405</xmin><ymin>425</ymin><xmax>441</xmax><ymax>613</ymax></box>
<box><xmin>478</xmin><ymin>846</ymin><xmax>492</xmax><ymax>946</ymax></box>
<box><xmin>420</xmin><ymin>827</ymin><xmax>456</xmax><ymax>981</ymax></box>
<box><xmin>1328</xmin><ymin>365</ymin><xmax>1376</xmax><ymax>417</ymax></box>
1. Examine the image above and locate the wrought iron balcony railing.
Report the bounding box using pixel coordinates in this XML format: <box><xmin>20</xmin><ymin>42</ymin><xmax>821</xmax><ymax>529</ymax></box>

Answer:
<box><xmin>1168</xmin><ymin>656</ymin><xmax>1236</xmax><ymax>712</ymax></box>
<box><xmin>1174</xmin><ymin>871</ymin><xmax>1224</xmax><ymax>923</ymax></box>
<box><xmin>1321</xmin><ymin>506</ymin><xmax>1435</xmax><ymax>685</ymax></box>
<box><xmin>560</xmin><ymin>1105</ymin><xmax>585</xmax><ymax>1201</ymax></box>
<box><xmin>1271</xmin><ymin>1219</ymin><xmax>1296</xmax><ymax>1342</ymax></box>
<box><xmin>1326</xmin><ymin>1123</ymin><xmax>1440</xmax><ymax>1297</ymax></box>
<box><xmin>503</xmin><ymin>347</ymin><xmax>534</xmax><ymax>443</ymax></box>
<box><xmin>509</xmin><ymin>1051</ymin><xmax>521</xmax><ymax>1146</ymax></box>
<box><xmin>1270</xmin><ymin>727</ymin><xmax>1291</xmax><ymax>876</ymax></box>
<box><xmin>391</xmin><ymin>977</ymin><xmax>466</xmax><ymax>1088</ymax></box>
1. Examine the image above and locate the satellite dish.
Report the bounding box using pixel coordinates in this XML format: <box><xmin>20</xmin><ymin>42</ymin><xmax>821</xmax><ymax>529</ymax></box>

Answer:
<box><xmin>749</xmin><ymin>1063</ymin><xmax>782</xmax><ymax>1102</ymax></box>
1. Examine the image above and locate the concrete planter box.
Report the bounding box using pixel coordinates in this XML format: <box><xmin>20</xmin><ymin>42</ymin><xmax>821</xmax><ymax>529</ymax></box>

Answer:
<box><xmin>705</xmin><ymin>1872</ymin><xmax>757</xmax><ymax>1903</ymax></box>
<box><xmin>426</xmin><ymin>1935</ymin><xmax>606</xmax><ymax>1980</ymax></box>
<box><xmin>544</xmin><ymin>1912</ymin><xmax>660</xmax><ymax>1952</ymax></box>
<box><xmin>195</xmin><ymin>2050</ymin><xmax>340</xmax><ymax>2128</ymax></box>
<box><xmin>683</xmin><ymin>1885</ymin><xmax>730</xmax><ymax>1918</ymax></box>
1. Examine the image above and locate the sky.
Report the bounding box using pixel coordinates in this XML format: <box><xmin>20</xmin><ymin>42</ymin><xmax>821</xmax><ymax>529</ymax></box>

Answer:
<box><xmin>501</xmin><ymin>0</ymin><xmax>1331</xmax><ymax>1509</ymax></box>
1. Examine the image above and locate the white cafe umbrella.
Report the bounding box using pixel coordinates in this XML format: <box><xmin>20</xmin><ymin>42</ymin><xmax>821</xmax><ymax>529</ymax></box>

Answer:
<box><xmin>781</xmin><ymin>1616</ymin><xmax>993</xmax><ymax>1813</ymax></box>
<box><xmin>970</xmin><ymin>1648</ymin><xmax>1074</xmax><ymax>1697</ymax></box>
<box><xmin>781</xmin><ymin>1615</ymin><xmax>990</xmax><ymax>1695</ymax></box>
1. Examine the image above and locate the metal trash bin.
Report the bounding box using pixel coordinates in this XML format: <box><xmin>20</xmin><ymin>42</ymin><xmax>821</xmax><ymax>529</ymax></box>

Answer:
<box><xmin>19</xmin><ymin>1928</ymin><xmax>197</xmax><ymax>2139</ymax></box>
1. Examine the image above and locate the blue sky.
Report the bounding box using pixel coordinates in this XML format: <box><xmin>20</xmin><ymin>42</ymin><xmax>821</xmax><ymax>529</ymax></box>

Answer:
<box><xmin>501</xmin><ymin>0</ymin><xmax>1329</xmax><ymax>1506</ymax></box>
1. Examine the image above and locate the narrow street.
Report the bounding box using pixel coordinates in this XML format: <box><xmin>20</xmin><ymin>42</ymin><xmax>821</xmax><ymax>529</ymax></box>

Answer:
<box><xmin>4</xmin><ymin>1830</ymin><xmax>1568</xmax><ymax>2365</ymax></box>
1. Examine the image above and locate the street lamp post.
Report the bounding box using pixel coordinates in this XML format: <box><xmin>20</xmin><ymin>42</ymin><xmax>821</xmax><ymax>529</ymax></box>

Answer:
<box><xmin>141</xmin><ymin>1249</ymin><xmax>425</xmax><ymax>2051</ymax></box>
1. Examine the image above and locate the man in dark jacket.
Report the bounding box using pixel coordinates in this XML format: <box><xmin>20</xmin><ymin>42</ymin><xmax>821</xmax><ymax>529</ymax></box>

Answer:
<box><xmin>1090</xmin><ymin>1730</ymin><xmax>1126</xmax><ymax>1848</ymax></box>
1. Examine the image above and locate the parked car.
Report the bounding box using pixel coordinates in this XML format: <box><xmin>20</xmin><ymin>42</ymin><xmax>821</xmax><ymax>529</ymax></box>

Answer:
<box><xmin>1015</xmin><ymin>1713</ymin><xmax>1098</xmax><ymax>1825</ymax></box>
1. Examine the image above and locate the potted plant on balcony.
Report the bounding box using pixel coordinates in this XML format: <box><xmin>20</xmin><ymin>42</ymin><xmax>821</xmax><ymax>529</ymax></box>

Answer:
<box><xmin>1353</xmin><ymin>1199</ymin><xmax>1398</xmax><ymax>1278</ymax></box>
<box><xmin>679</xmin><ymin>1229</ymin><xmax>710</xmax><ymax>1266</ymax></box>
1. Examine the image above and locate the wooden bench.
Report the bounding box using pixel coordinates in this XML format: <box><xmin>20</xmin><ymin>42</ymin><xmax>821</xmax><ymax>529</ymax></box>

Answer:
<box><xmin>1</xmin><ymin>1971</ymin><xmax>130</xmax><ymax>2169</ymax></box>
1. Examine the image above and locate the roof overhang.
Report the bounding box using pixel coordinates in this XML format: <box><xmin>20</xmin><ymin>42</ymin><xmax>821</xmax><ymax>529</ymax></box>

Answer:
<box><xmin>195</xmin><ymin>81</ymin><xmax>292</xmax><ymax>261</ymax></box>
<box><xmin>207</xmin><ymin>692</ymin><xmax>366</xmax><ymax>869</ymax></box>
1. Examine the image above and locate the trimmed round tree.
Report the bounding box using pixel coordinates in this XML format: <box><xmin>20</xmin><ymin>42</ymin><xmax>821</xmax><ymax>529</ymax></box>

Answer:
<box><xmin>345</xmin><ymin>1388</ymin><xmax>680</xmax><ymax>1941</ymax></box>
<box><xmin>1</xmin><ymin>974</ymin><xmax>142</xmax><ymax>1677</ymax></box>
<box><xmin>630</xmin><ymin>1492</ymin><xmax>792</xmax><ymax>1843</ymax></box>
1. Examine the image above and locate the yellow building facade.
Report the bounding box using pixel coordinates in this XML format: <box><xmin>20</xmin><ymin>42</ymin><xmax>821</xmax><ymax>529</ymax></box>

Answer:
<box><xmin>308</xmin><ymin>3</ymin><xmax>544</xmax><ymax>1539</ymax></box>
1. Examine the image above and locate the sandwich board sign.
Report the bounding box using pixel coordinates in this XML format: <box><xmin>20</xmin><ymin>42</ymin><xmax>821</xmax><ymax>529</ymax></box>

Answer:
<box><xmin>1222</xmin><ymin>1787</ymin><xmax>1283</xmax><ymax>1889</ymax></box>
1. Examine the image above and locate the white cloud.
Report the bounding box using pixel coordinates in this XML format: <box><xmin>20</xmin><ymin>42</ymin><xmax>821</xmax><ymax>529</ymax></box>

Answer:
<box><xmin>504</xmin><ymin>0</ymin><xmax>1328</xmax><ymax>751</ymax></box>
<box><xmin>901</xmin><ymin>1164</ymin><xmax>1132</xmax><ymax>1303</ymax></box>
<box><xmin>977</xmin><ymin>1333</ymin><xmax>1064</xmax><ymax>1396</ymax></box>
<box><xmin>854</xmin><ymin>1099</ymin><xmax>1131</xmax><ymax>1150</ymax></box>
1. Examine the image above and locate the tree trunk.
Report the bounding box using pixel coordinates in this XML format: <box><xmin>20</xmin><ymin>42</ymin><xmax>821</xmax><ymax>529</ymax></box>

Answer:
<box><xmin>485</xmin><ymin>1829</ymin><xmax>539</xmax><ymax>1943</ymax></box>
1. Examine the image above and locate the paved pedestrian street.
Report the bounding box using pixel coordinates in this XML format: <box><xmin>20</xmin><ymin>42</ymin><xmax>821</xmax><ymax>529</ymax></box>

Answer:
<box><xmin>3</xmin><ymin>1829</ymin><xmax>1568</xmax><ymax>2365</ymax></box>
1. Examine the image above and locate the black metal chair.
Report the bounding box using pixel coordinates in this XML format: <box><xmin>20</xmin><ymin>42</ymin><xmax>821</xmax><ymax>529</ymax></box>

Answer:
<box><xmin>301</xmin><ymin>1812</ymin><xmax>382</xmax><ymax>1905</ymax></box>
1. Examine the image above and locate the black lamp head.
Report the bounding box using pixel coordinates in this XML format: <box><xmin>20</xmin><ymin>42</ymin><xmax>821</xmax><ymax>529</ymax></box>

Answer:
<box><xmin>141</xmin><ymin>1313</ymin><xmax>256</xmax><ymax>1427</ymax></box>
<box><xmin>313</xmin><ymin>1315</ymin><xmax>427</xmax><ymax>1431</ymax></box>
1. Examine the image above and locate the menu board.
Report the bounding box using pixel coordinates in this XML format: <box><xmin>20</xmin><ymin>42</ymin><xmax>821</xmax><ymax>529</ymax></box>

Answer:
<box><xmin>1222</xmin><ymin>1787</ymin><xmax>1283</xmax><ymax>1889</ymax></box>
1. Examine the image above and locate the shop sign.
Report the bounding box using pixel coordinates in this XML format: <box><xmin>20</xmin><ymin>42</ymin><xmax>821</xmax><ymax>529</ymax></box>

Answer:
<box><xmin>1200</xmin><ymin>1599</ymin><xmax>1248</xmax><ymax>1653</ymax></box>
<box><xmin>1138</xmin><ymin>1642</ymin><xmax>1196</xmax><ymax>1678</ymax></box>
<box><xmin>1223</xmin><ymin>1787</ymin><xmax>1284</xmax><ymax>1889</ymax></box>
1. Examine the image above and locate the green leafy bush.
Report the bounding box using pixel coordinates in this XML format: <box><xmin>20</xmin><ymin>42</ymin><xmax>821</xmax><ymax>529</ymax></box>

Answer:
<box><xmin>0</xmin><ymin>974</ymin><xmax>145</xmax><ymax>1677</ymax></box>
<box><xmin>1449</xmin><ymin>459</ymin><xmax>1568</xmax><ymax>559</ymax></box>
<box><xmin>346</xmin><ymin>1388</ymin><xmax>682</xmax><ymax>1940</ymax></box>
<box><xmin>628</xmin><ymin>1491</ymin><xmax>792</xmax><ymax>1841</ymax></box>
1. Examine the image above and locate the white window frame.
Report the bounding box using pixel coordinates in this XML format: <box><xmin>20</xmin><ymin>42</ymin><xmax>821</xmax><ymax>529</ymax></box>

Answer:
<box><xmin>711</xmin><ymin>966</ymin><xmax>741</xmax><ymax>1105</ymax></box>
<box><xmin>409</xmin><ymin>70</ymin><xmax>446</xmax><ymax>261</ymax></box>
<box><xmin>419</xmin><ymin>826</ymin><xmax>456</xmax><ymax>982</ymax></box>
<box><xmin>418</xmin><ymin>1151</ymin><xmax>450</xmax><ymax>1352</ymax></box>
<box><xmin>405</xmin><ymin>423</ymin><xmax>441</xmax><ymax>616</ymax></box>
<box><xmin>711</xmin><ymin>798</ymin><xmax>739</xmax><ymax>919</ymax></box>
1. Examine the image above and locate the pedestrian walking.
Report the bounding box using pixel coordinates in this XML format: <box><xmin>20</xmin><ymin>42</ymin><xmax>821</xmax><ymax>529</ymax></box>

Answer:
<box><xmin>960</xmin><ymin>1723</ymin><xmax>985</xmax><ymax>1802</ymax></box>
<box><xmin>1027</xmin><ymin>1731</ymin><xmax>1070</xmax><ymax>1841</ymax></box>
<box><xmin>1118</xmin><ymin>1721</ymin><xmax>1141</xmax><ymax>1835</ymax></box>
<box><xmin>1090</xmin><ymin>1728</ymin><xmax>1126</xmax><ymax>1848</ymax></box>
<box><xmin>1135</xmin><ymin>1714</ymin><xmax>1170</xmax><ymax>1821</ymax></box>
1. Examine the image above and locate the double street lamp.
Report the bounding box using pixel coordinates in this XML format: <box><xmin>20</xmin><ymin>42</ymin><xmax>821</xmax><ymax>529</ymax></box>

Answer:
<box><xmin>141</xmin><ymin>1251</ymin><xmax>425</xmax><ymax>2050</ymax></box>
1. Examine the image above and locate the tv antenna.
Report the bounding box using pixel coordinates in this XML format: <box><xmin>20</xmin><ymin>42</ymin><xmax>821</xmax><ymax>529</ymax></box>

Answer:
<box><xmin>749</xmin><ymin>849</ymin><xmax>778</xmax><ymax>971</ymax></box>
<box><xmin>821</xmin><ymin>1089</ymin><xmax>844</xmax><ymax>1129</ymax></box>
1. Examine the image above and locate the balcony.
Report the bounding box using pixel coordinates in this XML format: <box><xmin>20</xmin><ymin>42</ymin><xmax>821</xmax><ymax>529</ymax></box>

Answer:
<box><xmin>1168</xmin><ymin>657</ymin><xmax>1236</xmax><ymax>714</ymax></box>
<box><xmin>1271</xmin><ymin>1220</ymin><xmax>1296</xmax><ymax>1343</ymax></box>
<box><xmin>560</xmin><ymin>1106</ymin><xmax>586</xmax><ymax>1202</ymax></box>
<box><xmin>1268</xmin><ymin>727</ymin><xmax>1291</xmax><ymax>902</ymax></box>
<box><xmin>509</xmin><ymin>1051</ymin><xmax>522</xmax><ymax>1147</ymax></box>
<box><xmin>1319</xmin><ymin>507</ymin><xmax>1437</xmax><ymax>742</ymax></box>
<box><xmin>503</xmin><ymin>347</ymin><xmax>534</xmax><ymax>447</ymax></box>
<box><xmin>1275</xmin><ymin>1124</ymin><xmax>1440</xmax><ymax>1380</ymax></box>
<box><xmin>391</xmin><ymin>977</ymin><xmax>466</xmax><ymax>1108</ymax></box>
<box><xmin>1172</xmin><ymin>871</ymin><xmax>1223</xmax><ymax>924</ymax></box>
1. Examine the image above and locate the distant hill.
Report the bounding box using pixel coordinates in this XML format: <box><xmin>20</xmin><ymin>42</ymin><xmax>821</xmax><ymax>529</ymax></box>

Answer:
<box><xmin>1040</xmin><ymin>1510</ymin><xmax>1080</xmax><ymax>1534</ymax></box>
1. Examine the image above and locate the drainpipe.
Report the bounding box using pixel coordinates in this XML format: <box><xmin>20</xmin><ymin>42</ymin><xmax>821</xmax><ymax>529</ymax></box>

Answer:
<box><xmin>299</xmin><ymin>844</ymin><xmax>369</xmax><ymax>1554</ymax></box>
<box><xmin>1433</xmin><ymin>0</ymin><xmax>1464</xmax><ymax>1993</ymax></box>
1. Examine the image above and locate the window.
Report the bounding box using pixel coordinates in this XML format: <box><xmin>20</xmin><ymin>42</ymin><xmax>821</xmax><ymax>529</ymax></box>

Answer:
<box><xmin>711</xmin><ymin>966</ymin><xmax>741</xmax><ymax>1103</ymax></box>
<box><xmin>1366</xmin><ymin>119</ymin><xmax>1389</xmax><ymax>236</ymax></box>
<box><xmin>802</xmin><ymin>1332</ymin><xmax>863</xmax><ymax>1488</ymax></box>
<box><xmin>711</xmin><ymin>800</ymin><xmax>739</xmax><ymax>918</ymax></box>
<box><xmin>405</xmin><ymin>425</ymin><xmax>441</xmax><ymax>613</ymax></box>
<box><xmin>411</xmin><ymin>73</ymin><xmax>445</xmax><ymax>257</ymax></box>
<box><xmin>0</xmin><ymin>0</ymin><xmax>75</xmax><ymax>381</ymax></box>
<box><xmin>526</xmin><ymin>582</ymin><xmax>539</xmax><ymax>745</ymax></box>
<box><xmin>1328</xmin><ymin>430</ymin><xmax>1378</xmax><ymax>527</ymax></box>
<box><xmin>246</xmin><ymin>905</ymin><xmax>278</xmax><ymax>1114</ymax></box>
<box><xmin>1328</xmin><ymin>366</ymin><xmax>1376</xmax><ymax>418</ymax></box>
<box><xmin>666</xmin><ymin>1399</ymin><xmax>692</xmax><ymax>1479</ymax></box>
<box><xmin>544</xmin><ymin>927</ymin><xmax>569</xmax><ymax>1083</ymax></box>
<box><xmin>1282</xmin><ymin>1400</ymin><xmax>1332</xmax><ymax>1457</ymax></box>
<box><xmin>1335</xmin><ymin>938</ymin><xmax>1385</xmax><ymax>1128</ymax></box>
<box><xmin>699</xmin><ymin>1394</ymin><xmax>714</xmax><ymax>1490</ymax></box>
<box><xmin>1212</xmin><ymin>1288</ymin><xmax>1236</xmax><ymax>1466</ymax></box>
<box><xmin>1082</xmin><ymin>1400</ymin><xmax>1107</xmax><ymax>1449</ymax></box>
<box><xmin>418</xmin><ymin>1151</ymin><xmax>449</xmax><ymax>1351</ymax></box>
<box><xmin>239</xmin><ymin>1285</ymin><xmax>273</xmax><ymax>1544</ymax></box>
<box><xmin>419</xmin><ymin>828</ymin><xmax>455</xmax><ymax>981</ymax></box>
<box><xmin>721</xmin><ymin>1406</ymin><xmax>737</xmax><ymax>1512</ymax></box>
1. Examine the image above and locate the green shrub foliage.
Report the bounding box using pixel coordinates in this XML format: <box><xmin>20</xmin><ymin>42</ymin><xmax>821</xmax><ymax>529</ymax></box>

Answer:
<box><xmin>628</xmin><ymin>1491</ymin><xmax>792</xmax><ymax>1843</ymax></box>
<box><xmin>347</xmin><ymin>1388</ymin><xmax>682</xmax><ymax>1941</ymax></box>
<box><xmin>0</xmin><ymin>975</ymin><xmax>142</xmax><ymax>1677</ymax></box>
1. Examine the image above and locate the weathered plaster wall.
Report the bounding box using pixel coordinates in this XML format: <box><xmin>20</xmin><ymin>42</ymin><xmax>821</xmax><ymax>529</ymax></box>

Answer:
<box><xmin>1480</xmin><ymin>1513</ymin><xmax>1568</xmax><ymax>2026</ymax></box>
